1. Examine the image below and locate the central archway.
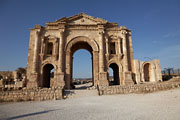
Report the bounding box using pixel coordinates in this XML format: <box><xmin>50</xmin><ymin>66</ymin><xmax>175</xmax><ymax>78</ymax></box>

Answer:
<box><xmin>65</xmin><ymin>36</ymin><xmax>99</xmax><ymax>89</ymax></box>
<box><xmin>72</xmin><ymin>49</ymin><xmax>93</xmax><ymax>89</ymax></box>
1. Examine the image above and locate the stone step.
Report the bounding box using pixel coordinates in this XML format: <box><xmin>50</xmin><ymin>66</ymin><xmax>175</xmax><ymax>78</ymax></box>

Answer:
<box><xmin>63</xmin><ymin>89</ymin><xmax>98</xmax><ymax>99</ymax></box>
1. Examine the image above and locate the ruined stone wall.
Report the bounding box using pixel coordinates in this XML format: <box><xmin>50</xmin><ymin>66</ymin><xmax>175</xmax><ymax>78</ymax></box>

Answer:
<box><xmin>98</xmin><ymin>81</ymin><xmax>180</xmax><ymax>95</ymax></box>
<box><xmin>0</xmin><ymin>71</ymin><xmax>13</xmax><ymax>79</ymax></box>
<box><xmin>133</xmin><ymin>59</ymin><xmax>162</xmax><ymax>84</ymax></box>
<box><xmin>0</xmin><ymin>87</ymin><xmax>63</xmax><ymax>102</ymax></box>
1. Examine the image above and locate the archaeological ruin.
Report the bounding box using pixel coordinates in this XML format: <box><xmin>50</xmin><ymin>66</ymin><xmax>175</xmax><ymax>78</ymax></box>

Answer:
<box><xmin>26</xmin><ymin>13</ymin><xmax>162</xmax><ymax>89</ymax></box>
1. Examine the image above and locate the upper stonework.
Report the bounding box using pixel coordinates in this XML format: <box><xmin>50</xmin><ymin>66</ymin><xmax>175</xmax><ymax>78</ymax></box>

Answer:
<box><xmin>27</xmin><ymin>13</ymin><xmax>162</xmax><ymax>89</ymax></box>
<box><xmin>44</xmin><ymin>13</ymin><xmax>122</xmax><ymax>30</ymax></box>
<box><xmin>56</xmin><ymin>13</ymin><xmax>107</xmax><ymax>25</ymax></box>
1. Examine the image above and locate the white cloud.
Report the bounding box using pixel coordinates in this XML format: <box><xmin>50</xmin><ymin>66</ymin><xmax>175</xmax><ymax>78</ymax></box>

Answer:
<box><xmin>163</xmin><ymin>30</ymin><xmax>180</xmax><ymax>38</ymax></box>
<box><xmin>152</xmin><ymin>40</ymin><xmax>157</xmax><ymax>44</ymax></box>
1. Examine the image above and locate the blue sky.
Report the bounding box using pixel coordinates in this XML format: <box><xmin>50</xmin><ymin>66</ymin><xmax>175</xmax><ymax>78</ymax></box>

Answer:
<box><xmin>0</xmin><ymin>0</ymin><xmax>180</xmax><ymax>78</ymax></box>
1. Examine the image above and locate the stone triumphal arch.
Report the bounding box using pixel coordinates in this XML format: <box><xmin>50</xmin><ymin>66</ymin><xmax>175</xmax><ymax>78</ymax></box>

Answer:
<box><xmin>26</xmin><ymin>13</ymin><xmax>162</xmax><ymax>89</ymax></box>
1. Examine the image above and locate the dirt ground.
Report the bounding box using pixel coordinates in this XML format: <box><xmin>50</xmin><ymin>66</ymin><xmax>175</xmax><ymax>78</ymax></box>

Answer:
<box><xmin>1</xmin><ymin>88</ymin><xmax>180</xmax><ymax>120</ymax></box>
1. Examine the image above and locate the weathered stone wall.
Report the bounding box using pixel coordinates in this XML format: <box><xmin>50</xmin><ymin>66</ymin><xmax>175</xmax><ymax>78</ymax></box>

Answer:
<box><xmin>26</xmin><ymin>13</ymin><xmax>136</xmax><ymax>89</ymax></box>
<box><xmin>0</xmin><ymin>87</ymin><xmax>63</xmax><ymax>102</ymax></box>
<box><xmin>0</xmin><ymin>71</ymin><xmax>13</xmax><ymax>79</ymax></box>
<box><xmin>98</xmin><ymin>80</ymin><xmax>180</xmax><ymax>95</ymax></box>
<box><xmin>26</xmin><ymin>13</ymin><xmax>163</xmax><ymax>89</ymax></box>
<box><xmin>134</xmin><ymin>59</ymin><xmax>162</xmax><ymax>84</ymax></box>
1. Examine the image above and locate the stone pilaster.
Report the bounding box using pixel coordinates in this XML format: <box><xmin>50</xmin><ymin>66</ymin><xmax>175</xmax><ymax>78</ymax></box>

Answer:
<box><xmin>122</xmin><ymin>31</ymin><xmax>128</xmax><ymax>72</ymax></box>
<box><xmin>99</xmin><ymin>31</ymin><xmax>105</xmax><ymax>72</ymax></box>
<box><xmin>105</xmin><ymin>36</ymin><xmax>109</xmax><ymax>55</ymax></box>
<box><xmin>54</xmin><ymin>30</ymin><xmax>65</xmax><ymax>88</ymax></box>
<box><xmin>98</xmin><ymin>30</ymin><xmax>108</xmax><ymax>86</ymax></box>
<box><xmin>65</xmin><ymin>51</ymin><xmax>71</xmax><ymax>89</ymax></box>
<box><xmin>32</xmin><ymin>31</ymin><xmax>40</xmax><ymax>73</ymax></box>
<box><xmin>27</xmin><ymin>30</ymin><xmax>41</xmax><ymax>88</ymax></box>
<box><xmin>92</xmin><ymin>51</ymin><xmax>99</xmax><ymax>87</ymax></box>
<box><xmin>58</xmin><ymin>30</ymin><xmax>64</xmax><ymax>73</ymax></box>
<box><xmin>105</xmin><ymin>36</ymin><xmax>110</xmax><ymax>63</ymax></box>
<box><xmin>55</xmin><ymin>39</ymin><xmax>59</xmax><ymax>60</ymax></box>
<box><xmin>128</xmin><ymin>32</ymin><xmax>135</xmax><ymax>72</ymax></box>
<box><xmin>121</xmin><ymin>30</ymin><xmax>134</xmax><ymax>85</ymax></box>
<box><xmin>118</xmin><ymin>38</ymin><xmax>122</xmax><ymax>55</ymax></box>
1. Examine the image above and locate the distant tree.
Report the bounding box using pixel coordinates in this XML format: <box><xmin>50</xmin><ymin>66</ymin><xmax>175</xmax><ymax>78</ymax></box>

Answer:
<box><xmin>178</xmin><ymin>69</ymin><xmax>180</xmax><ymax>75</ymax></box>
<box><xmin>164</xmin><ymin>68</ymin><xmax>173</xmax><ymax>76</ymax></box>
<box><xmin>162</xmin><ymin>70</ymin><xmax>165</xmax><ymax>74</ymax></box>
<box><xmin>172</xmin><ymin>68</ymin><xmax>174</xmax><ymax>75</ymax></box>
<box><xmin>16</xmin><ymin>67</ymin><xmax>26</xmax><ymax>75</ymax></box>
<box><xmin>0</xmin><ymin>75</ymin><xmax>3</xmax><ymax>79</ymax></box>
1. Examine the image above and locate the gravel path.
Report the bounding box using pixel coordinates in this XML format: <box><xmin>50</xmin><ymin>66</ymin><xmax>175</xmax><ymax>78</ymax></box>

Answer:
<box><xmin>1</xmin><ymin>88</ymin><xmax>180</xmax><ymax>120</ymax></box>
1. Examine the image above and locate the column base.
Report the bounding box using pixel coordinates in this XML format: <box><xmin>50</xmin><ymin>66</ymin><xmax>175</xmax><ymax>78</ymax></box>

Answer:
<box><xmin>54</xmin><ymin>72</ymin><xmax>65</xmax><ymax>88</ymax></box>
<box><xmin>124</xmin><ymin>71</ymin><xmax>134</xmax><ymax>85</ymax></box>
<box><xmin>27</xmin><ymin>73</ymin><xmax>39</xmax><ymax>89</ymax></box>
<box><xmin>99</xmin><ymin>72</ymin><xmax>109</xmax><ymax>86</ymax></box>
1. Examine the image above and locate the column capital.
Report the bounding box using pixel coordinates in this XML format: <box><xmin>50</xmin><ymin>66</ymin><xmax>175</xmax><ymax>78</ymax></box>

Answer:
<box><xmin>35</xmin><ymin>30</ymin><xmax>41</xmax><ymax>35</ymax></box>
<box><xmin>127</xmin><ymin>31</ymin><xmax>132</xmax><ymax>36</ymax></box>
<box><xmin>60</xmin><ymin>31</ymin><xmax>64</xmax><ymax>34</ymax></box>
<box><xmin>59</xmin><ymin>29</ymin><xmax>65</xmax><ymax>34</ymax></box>
<box><xmin>105</xmin><ymin>35</ymin><xmax>109</xmax><ymax>41</ymax></box>
<box><xmin>66</xmin><ymin>51</ymin><xmax>71</xmax><ymax>55</ymax></box>
<box><xmin>98</xmin><ymin>31</ymin><xmax>104</xmax><ymax>35</ymax></box>
<box><xmin>117</xmin><ymin>37</ymin><xmax>122</xmax><ymax>42</ymax></box>
<box><xmin>121</xmin><ymin>30</ymin><xmax>127</xmax><ymax>35</ymax></box>
<box><xmin>92</xmin><ymin>51</ymin><xmax>98</xmax><ymax>54</ymax></box>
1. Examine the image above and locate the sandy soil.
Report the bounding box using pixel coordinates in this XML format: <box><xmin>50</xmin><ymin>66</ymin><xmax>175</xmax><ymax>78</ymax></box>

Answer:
<box><xmin>1</xmin><ymin>88</ymin><xmax>180</xmax><ymax>120</ymax></box>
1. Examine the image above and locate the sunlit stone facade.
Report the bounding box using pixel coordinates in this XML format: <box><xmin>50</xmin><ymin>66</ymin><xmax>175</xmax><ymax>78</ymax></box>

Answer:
<box><xmin>26</xmin><ymin>13</ymin><xmax>162</xmax><ymax>89</ymax></box>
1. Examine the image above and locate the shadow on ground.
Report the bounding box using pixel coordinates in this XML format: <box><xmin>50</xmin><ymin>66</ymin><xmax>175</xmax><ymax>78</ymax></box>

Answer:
<box><xmin>5</xmin><ymin>109</ymin><xmax>60</xmax><ymax>120</ymax></box>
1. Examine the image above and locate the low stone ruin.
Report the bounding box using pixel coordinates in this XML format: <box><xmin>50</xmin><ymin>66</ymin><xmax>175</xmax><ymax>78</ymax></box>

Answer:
<box><xmin>0</xmin><ymin>70</ymin><xmax>27</xmax><ymax>90</ymax></box>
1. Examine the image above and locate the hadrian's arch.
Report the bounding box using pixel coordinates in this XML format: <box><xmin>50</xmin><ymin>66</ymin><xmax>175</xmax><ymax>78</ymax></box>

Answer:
<box><xmin>26</xmin><ymin>13</ymin><xmax>162</xmax><ymax>89</ymax></box>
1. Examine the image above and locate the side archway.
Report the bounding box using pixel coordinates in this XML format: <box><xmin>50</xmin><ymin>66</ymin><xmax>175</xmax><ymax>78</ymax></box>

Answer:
<box><xmin>108</xmin><ymin>63</ymin><xmax>120</xmax><ymax>85</ymax></box>
<box><xmin>42</xmin><ymin>64</ymin><xmax>55</xmax><ymax>88</ymax></box>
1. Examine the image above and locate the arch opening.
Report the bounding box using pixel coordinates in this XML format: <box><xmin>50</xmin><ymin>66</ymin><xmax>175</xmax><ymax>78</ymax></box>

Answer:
<box><xmin>70</xmin><ymin>41</ymin><xmax>94</xmax><ymax>89</ymax></box>
<box><xmin>73</xmin><ymin>49</ymin><xmax>93</xmax><ymax>89</ymax></box>
<box><xmin>144</xmin><ymin>63</ymin><xmax>151</xmax><ymax>82</ymax></box>
<box><xmin>42</xmin><ymin>64</ymin><xmax>54</xmax><ymax>88</ymax></box>
<box><xmin>109</xmin><ymin>63</ymin><xmax>120</xmax><ymax>85</ymax></box>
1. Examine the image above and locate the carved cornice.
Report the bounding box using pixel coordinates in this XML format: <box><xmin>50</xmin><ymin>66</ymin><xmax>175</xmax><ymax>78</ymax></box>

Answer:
<box><xmin>58</xmin><ymin>23</ymin><xmax>66</xmax><ymax>29</ymax></box>
<box><xmin>119</xmin><ymin>26</ymin><xmax>131</xmax><ymax>32</ymax></box>
<box><xmin>99</xmin><ymin>30</ymin><xmax>104</xmax><ymax>35</ymax></box>
<box><xmin>121</xmin><ymin>31</ymin><xmax>128</xmax><ymax>35</ymax></box>
<box><xmin>109</xmin><ymin>35</ymin><xmax>121</xmax><ymax>41</ymax></box>
<box><xmin>35</xmin><ymin>25</ymin><xmax>44</xmax><ymax>29</ymax></box>
<box><xmin>42</xmin><ymin>35</ymin><xmax>58</xmax><ymax>43</ymax></box>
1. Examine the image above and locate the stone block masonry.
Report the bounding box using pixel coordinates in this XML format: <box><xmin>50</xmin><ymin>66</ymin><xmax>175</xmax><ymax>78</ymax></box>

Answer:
<box><xmin>98</xmin><ymin>80</ymin><xmax>180</xmax><ymax>95</ymax></box>
<box><xmin>0</xmin><ymin>87</ymin><xmax>63</xmax><ymax>102</ymax></box>
<box><xmin>26</xmin><ymin>13</ymin><xmax>162</xmax><ymax>90</ymax></box>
